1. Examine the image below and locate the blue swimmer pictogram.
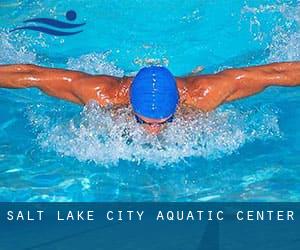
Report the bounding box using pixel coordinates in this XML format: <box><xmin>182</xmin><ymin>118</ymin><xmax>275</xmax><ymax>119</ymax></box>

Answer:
<box><xmin>10</xmin><ymin>10</ymin><xmax>85</xmax><ymax>36</ymax></box>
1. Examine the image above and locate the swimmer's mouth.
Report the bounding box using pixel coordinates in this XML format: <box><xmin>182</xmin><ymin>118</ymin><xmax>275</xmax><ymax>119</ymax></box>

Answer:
<box><xmin>134</xmin><ymin>115</ymin><xmax>174</xmax><ymax>125</ymax></box>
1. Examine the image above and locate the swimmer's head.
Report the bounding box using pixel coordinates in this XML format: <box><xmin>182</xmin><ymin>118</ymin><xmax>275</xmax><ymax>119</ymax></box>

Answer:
<box><xmin>129</xmin><ymin>66</ymin><xmax>179</xmax><ymax>130</ymax></box>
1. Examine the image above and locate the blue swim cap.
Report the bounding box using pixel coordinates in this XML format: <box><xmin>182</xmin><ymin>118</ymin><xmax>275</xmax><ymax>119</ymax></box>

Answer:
<box><xmin>130</xmin><ymin>66</ymin><xmax>179</xmax><ymax>120</ymax></box>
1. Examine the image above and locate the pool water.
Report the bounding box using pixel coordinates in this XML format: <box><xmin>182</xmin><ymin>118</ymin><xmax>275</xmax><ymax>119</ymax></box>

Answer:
<box><xmin>0</xmin><ymin>0</ymin><xmax>299</xmax><ymax>201</ymax></box>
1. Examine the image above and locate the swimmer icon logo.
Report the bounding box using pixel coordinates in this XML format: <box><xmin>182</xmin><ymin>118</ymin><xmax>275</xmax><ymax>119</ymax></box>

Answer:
<box><xmin>10</xmin><ymin>10</ymin><xmax>85</xmax><ymax>36</ymax></box>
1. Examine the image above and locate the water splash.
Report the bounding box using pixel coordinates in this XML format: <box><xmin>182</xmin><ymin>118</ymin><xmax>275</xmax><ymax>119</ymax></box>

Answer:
<box><xmin>242</xmin><ymin>3</ymin><xmax>288</xmax><ymax>15</ymax></box>
<box><xmin>0</xmin><ymin>31</ymin><xmax>36</xmax><ymax>64</ymax></box>
<box><xmin>242</xmin><ymin>2</ymin><xmax>300</xmax><ymax>62</ymax></box>
<box><xmin>26</xmin><ymin>101</ymin><xmax>281</xmax><ymax>167</ymax></box>
<box><xmin>133</xmin><ymin>57</ymin><xmax>169</xmax><ymax>67</ymax></box>
<box><xmin>67</xmin><ymin>51</ymin><xmax>124</xmax><ymax>76</ymax></box>
<box><xmin>268</xmin><ymin>4</ymin><xmax>300</xmax><ymax>62</ymax></box>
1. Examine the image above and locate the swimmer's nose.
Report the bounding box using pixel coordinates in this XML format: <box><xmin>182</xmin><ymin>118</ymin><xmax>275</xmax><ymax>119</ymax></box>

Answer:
<box><xmin>143</xmin><ymin>124</ymin><xmax>163</xmax><ymax>135</ymax></box>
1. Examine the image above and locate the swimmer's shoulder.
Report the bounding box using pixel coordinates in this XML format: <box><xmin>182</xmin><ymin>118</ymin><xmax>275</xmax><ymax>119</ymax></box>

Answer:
<box><xmin>176</xmin><ymin>75</ymin><xmax>212</xmax><ymax>106</ymax></box>
<box><xmin>72</xmin><ymin>75</ymin><xmax>132</xmax><ymax>106</ymax></box>
<box><xmin>176</xmin><ymin>73</ymin><xmax>237</xmax><ymax>112</ymax></box>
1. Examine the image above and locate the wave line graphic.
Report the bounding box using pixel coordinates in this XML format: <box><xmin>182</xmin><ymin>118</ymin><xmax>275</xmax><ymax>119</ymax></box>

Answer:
<box><xmin>10</xmin><ymin>10</ymin><xmax>85</xmax><ymax>36</ymax></box>
<box><xmin>23</xmin><ymin>18</ymin><xmax>85</xmax><ymax>28</ymax></box>
<box><xmin>10</xmin><ymin>26</ymin><xmax>83</xmax><ymax>36</ymax></box>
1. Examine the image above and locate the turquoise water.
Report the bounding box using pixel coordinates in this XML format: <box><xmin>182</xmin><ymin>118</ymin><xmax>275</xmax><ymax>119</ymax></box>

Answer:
<box><xmin>0</xmin><ymin>0</ymin><xmax>299</xmax><ymax>201</ymax></box>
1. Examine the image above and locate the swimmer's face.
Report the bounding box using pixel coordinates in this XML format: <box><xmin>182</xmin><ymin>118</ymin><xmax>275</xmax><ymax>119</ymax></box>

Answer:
<box><xmin>135</xmin><ymin>114</ymin><xmax>171</xmax><ymax>135</ymax></box>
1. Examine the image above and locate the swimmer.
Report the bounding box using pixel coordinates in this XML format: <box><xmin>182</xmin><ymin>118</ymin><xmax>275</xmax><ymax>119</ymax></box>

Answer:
<box><xmin>0</xmin><ymin>62</ymin><xmax>300</xmax><ymax>134</ymax></box>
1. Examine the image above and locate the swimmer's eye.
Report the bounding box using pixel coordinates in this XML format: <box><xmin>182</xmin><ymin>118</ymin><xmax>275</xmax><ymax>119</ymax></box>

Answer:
<box><xmin>134</xmin><ymin>115</ymin><xmax>174</xmax><ymax>125</ymax></box>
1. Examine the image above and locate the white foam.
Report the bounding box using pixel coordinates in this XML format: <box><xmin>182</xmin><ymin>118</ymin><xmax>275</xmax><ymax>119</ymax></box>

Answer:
<box><xmin>242</xmin><ymin>2</ymin><xmax>300</xmax><ymax>62</ymax></box>
<box><xmin>0</xmin><ymin>31</ymin><xmax>36</xmax><ymax>64</ymax></box>
<box><xmin>26</xmin><ymin>101</ymin><xmax>281</xmax><ymax>167</ymax></box>
<box><xmin>67</xmin><ymin>51</ymin><xmax>124</xmax><ymax>76</ymax></box>
<box><xmin>268</xmin><ymin>5</ymin><xmax>300</xmax><ymax>62</ymax></box>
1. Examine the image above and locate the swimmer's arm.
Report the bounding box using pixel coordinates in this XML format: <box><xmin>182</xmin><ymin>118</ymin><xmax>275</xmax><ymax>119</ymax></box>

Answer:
<box><xmin>182</xmin><ymin>62</ymin><xmax>300</xmax><ymax>111</ymax></box>
<box><xmin>0</xmin><ymin>64</ymin><xmax>89</xmax><ymax>103</ymax></box>
<box><xmin>224</xmin><ymin>62</ymin><xmax>300</xmax><ymax>101</ymax></box>
<box><xmin>0</xmin><ymin>64</ymin><xmax>129</xmax><ymax>105</ymax></box>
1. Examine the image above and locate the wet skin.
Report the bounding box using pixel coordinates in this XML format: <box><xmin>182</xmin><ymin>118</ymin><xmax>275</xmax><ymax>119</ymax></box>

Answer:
<box><xmin>0</xmin><ymin>62</ymin><xmax>300</xmax><ymax>133</ymax></box>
